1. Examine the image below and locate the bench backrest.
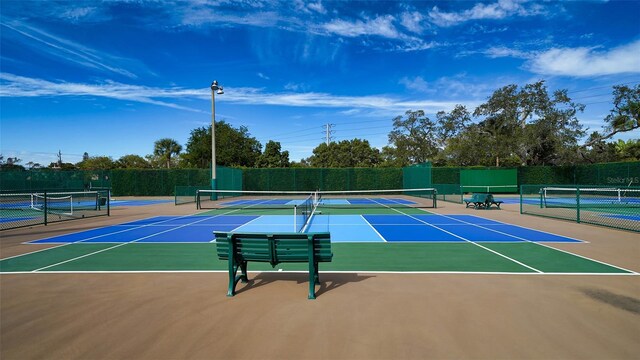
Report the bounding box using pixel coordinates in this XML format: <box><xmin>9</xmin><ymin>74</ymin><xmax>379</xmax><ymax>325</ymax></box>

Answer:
<box><xmin>214</xmin><ymin>232</ymin><xmax>332</xmax><ymax>266</ymax></box>
<box><xmin>472</xmin><ymin>193</ymin><xmax>493</xmax><ymax>202</ymax></box>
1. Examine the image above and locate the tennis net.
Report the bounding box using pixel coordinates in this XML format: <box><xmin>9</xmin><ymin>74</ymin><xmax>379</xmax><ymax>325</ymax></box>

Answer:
<box><xmin>196</xmin><ymin>188</ymin><xmax>437</xmax><ymax>210</ymax></box>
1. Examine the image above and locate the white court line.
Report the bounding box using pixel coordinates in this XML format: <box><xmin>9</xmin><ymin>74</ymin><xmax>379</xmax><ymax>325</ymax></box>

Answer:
<box><xmin>0</xmin><ymin>243</ymin><xmax>72</xmax><ymax>262</ymax></box>
<box><xmin>212</xmin><ymin>216</ymin><xmax>265</xmax><ymax>242</ymax></box>
<box><xmin>432</xmin><ymin>214</ymin><xmax>637</xmax><ymax>275</ymax></box>
<box><xmin>363</xmin><ymin>199</ymin><xmax>543</xmax><ymax>273</ymax></box>
<box><xmin>459</xmin><ymin>214</ymin><xmax>585</xmax><ymax>242</ymax></box>
<box><xmin>28</xmin><ymin>215</ymin><xmax>197</xmax><ymax>245</ymax></box>
<box><xmin>33</xmin><ymin>215</ymin><xmax>220</xmax><ymax>272</ymax></box>
<box><xmin>360</xmin><ymin>215</ymin><xmax>387</xmax><ymax>242</ymax></box>
<box><xmin>7</xmin><ymin>207</ymin><xmax>246</xmax><ymax>269</ymax></box>
<box><xmin>1</xmin><ymin>270</ymin><xmax>636</xmax><ymax>276</ymax></box>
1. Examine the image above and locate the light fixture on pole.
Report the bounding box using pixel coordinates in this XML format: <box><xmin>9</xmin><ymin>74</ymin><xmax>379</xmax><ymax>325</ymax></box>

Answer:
<box><xmin>211</xmin><ymin>80</ymin><xmax>223</xmax><ymax>199</ymax></box>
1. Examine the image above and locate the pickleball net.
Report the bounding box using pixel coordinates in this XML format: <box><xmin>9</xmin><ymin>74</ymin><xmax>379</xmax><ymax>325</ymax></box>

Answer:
<box><xmin>293</xmin><ymin>191</ymin><xmax>321</xmax><ymax>233</ymax></box>
<box><xmin>195</xmin><ymin>188</ymin><xmax>437</xmax><ymax>211</ymax></box>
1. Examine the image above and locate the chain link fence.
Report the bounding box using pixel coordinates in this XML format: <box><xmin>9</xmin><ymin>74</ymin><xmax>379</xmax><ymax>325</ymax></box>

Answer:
<box><xmin>520</xmin><ymin>185</ymin><xmax>639</xmax><ymax>232</ymax></box>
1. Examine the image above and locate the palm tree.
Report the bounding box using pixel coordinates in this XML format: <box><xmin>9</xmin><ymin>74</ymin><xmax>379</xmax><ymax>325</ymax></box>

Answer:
<box><xmin>153</xmin><ymin>138</ymin><xmax>182</xmax><ymax>168</ymax></box>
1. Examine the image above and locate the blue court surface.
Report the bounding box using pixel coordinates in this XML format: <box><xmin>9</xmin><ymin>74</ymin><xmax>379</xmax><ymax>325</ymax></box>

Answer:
<box><xmin>111</xmin><ymin>199</ymin><xmax>173</xmax><ymax>206</ymax></box>
<box><xmin>601</xmin><ymin>214</ymin><xmax>640</xmax><ymax>221</ymax></box>
<box><xmin>28</xmin><ymin>213</ymin><xmax>582</xmax><ymax>244</ymax></box>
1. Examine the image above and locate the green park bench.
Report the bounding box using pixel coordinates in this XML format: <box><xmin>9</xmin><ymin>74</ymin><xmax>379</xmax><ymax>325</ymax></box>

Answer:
<box><xmin>214</xmin><ymin>231</ymin><xmax>333</xmax><ymax>299</ymax></box>
<box><xmin>464</xmin><ymin>193</ymin><xmax>503</xmax><ymax>209</ymax></box>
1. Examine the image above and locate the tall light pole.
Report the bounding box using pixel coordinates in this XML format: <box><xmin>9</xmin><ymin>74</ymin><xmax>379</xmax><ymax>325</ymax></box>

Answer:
<box><xmin>211</xmin><ymin>80</ymin><xmax>223</xmax><ymax>198</ymax></box>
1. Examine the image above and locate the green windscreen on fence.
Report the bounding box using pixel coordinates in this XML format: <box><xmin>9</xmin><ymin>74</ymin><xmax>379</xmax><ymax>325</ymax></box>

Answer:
<box><xmin>403</xmin><ymin>163</ymin><xmax>432</xmax><ymax>189</ymax></box>
<box><xmin>242</xmin><ymin>168</ymin><xmax>402</xmax><ymax>191</ymax></box>
<box><xmin>2</xmin><ymin>161</ymin><xmax>636</xmax><ymax>197</ymax></box>
<box><xmin>0</xmin><ymin>169</ymin><xmax>111</xmax><ymax>192</ymax></box>
<box><xmin>574</xmin><ymin>162</ymin><xmax>640</xmax><ymax>186</ymax></box>
<box><xmin>175</xmin><ymin>165</ymin><xmax>242</xmax><ymax>204</ymax></box>
<box><xmin>460</xmin><ymin>168</ymin><xmax>518</xmax><ymax>193</ymax></box>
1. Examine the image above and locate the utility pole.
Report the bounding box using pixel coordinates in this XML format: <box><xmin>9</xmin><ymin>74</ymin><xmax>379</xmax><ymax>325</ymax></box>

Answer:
<box><xmin>324</xmin><ymin>123</ymin><xmax>335</xmax><ymax>145</ymax></box>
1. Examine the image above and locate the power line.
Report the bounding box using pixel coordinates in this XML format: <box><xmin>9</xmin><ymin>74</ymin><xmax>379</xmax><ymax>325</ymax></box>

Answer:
<box><xmin>566</xmin><ymin>80</ymin><xmax>640</xmax><ymax>95</ymax></box>
<box><xmin>335</xmin><ymin>124</ymin><xmax>392</xmax><ymax>132</ymax></box>
<box><xmin>260</xmin><ymin>126</ymin><xmax>324</xmax><ymax>140</ymax></box>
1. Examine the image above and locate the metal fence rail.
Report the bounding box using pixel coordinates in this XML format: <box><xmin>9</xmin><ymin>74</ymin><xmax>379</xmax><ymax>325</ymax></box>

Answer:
<box><xmin>0</xmin><ymin>190</ymin><xmax>110</xmax><ymax>230</ymax></box>
<box><xmin>520</xmin><ymin>185</ymin><xmax>640</xmax><ymax>233</ymax></box>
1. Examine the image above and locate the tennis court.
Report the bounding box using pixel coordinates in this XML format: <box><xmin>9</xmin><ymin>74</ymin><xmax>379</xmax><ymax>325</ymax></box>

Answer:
<box><xmin>2</xmin><ymin>191</ymin><xmax>639</xmax><ymax>360</ymax></box>
<box><xmin>1</xmin><ymin>191</ymin><xmax>634</xmax><ymax>275</ymax></box>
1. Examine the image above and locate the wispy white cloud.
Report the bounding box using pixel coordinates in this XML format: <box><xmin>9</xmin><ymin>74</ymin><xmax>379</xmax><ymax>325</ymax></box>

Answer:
<box><xmin>0</xmin><ymin>73</ymin><xmax>203</xmax><ymax>112</ymax></box>
<box><xmin>1</xmin><ymin>21</ymin><xmax>142</xmax><ymax>79</ymax></box>
<box><xmin>59</xmin><ymin>6</ymin><xmax>98</xmax><ymax>21</ymax></box>
<box><xmin>484</xmin><ymin>46</ymin><xmax>531</xmax><ymax>59</ymax></box>
<box><xmin>399</xmin><ymin>76</ymin><xmax>429</xmax><ymax>92</ymax></box>
<box><xmin>527</xmin><ymin>40</ymin><xmax>640</xmax><ymax>77</ymax></box>
<box><xmin>428</xmin><ymin>0</ymin><xmax>546</xmax><ymax>27</ymax></box>
<box><xmin>320</xmin><ymin>15</ymin><xmax>402</xmax><ymax>39</ymax></box>
<box><xmin>0</xmin><ymin>73</ymin><xmax>473</xmax><ymax>115</ymax></box>
<box><xmin>399</xmin><ymin>74</ymin><xmax>503</xmax><ymax>101</ymax></box>
<box><xmin>294</xmin><ymin>0</ymin><xmax>326</xmax><ymax>15</ymax></box>
<box><xmin>317</xmin><ymin>15</ymin><xmax>434</xmax><ymax>52</ymax></box>
<box><xmin>400</xmin><ymin>11</ymin><xmax>427</xmax><ymax>34</ymax></box>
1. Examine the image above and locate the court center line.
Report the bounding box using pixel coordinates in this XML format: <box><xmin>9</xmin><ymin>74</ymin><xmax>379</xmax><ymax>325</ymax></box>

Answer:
<box><xmin>359</xmin><ymin>215</ymin><xmax>387</xmax><ymax>242</ymax></box>
<box><xmin>214</xmin><ymin>216</ymin><xmax>265</xmax><ymax>241</ymax></box>
<box><xmin>365</xmin><ymin>198</ymin><xmax>543</xmax><ymax>273</ymax></box>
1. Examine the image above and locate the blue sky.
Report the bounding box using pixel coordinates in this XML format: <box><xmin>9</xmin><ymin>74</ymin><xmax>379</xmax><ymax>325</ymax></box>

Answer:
<box><xmin>1</xmin><ymin>0</ymin><xmax>639</xmax><ymax>166</ymax></box>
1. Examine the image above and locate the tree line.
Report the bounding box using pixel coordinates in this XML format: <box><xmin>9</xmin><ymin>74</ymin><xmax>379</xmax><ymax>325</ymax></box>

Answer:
<box><xmin>2</xmin><ymin>81</ymin><xmax>638</xmax><ymax>171</ymax></box>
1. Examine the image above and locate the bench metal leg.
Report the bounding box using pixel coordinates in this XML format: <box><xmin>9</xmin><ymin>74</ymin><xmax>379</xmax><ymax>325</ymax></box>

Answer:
<box><xmin>227</xmin><ymin>256</ymin><xmax>237</xmax><ymax>297</ymax></box>
<box><xmin>228</xmin><ymin>260</ymin><xmax>248</xmax><ymax>297</ymax></box>
<box><xmin>308</xmin><ymin>260</ymin><xmax>317</xmax><ymax>300</ymax></box>
<box><xmin>307</xmin><ymin>236</ymin><xmax>317</xmax><ymax>300</ymax></box>
<box><xmin>239</xmin><ymin>261</ymin><xmax>248</xmax><ymax>283</ymax></box>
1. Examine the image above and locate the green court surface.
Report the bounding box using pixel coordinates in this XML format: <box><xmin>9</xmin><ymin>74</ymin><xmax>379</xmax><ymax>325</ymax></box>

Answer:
<box><xmin>0</xmin><ymin>242</ymin><xmax>632</xmax><ymax>274</ymax></box>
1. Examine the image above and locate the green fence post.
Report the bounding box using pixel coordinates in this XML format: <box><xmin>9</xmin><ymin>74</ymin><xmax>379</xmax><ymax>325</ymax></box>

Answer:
<box><xmin>576</xmin><ymin>187</ymin><xmax>581</xmax><ymax>223</ymax></box>
<box><xmin>43</xmin><ymin>191</ymin><xmax>48</xmax><ymax>226</ymax></box>
<box><xmin>520</xmin><ymin>187</ymin><xmax>523</xmax><ymax>214</ymax></box>
<box><xmin>539</xmin><ymin>187</ymin><xmax>543</xmax><ymax>209</ymax></box>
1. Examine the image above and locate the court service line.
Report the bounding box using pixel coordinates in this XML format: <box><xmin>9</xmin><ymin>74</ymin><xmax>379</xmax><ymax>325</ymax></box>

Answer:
<box><xmin>434</xmin><ymin>214</ymin><xmax>637</xmax><ymax>274</ymax></box>
<box><xmin>366</xmin><ymin>198</ymin><xmax>543</xmax><ymax>273</ymax></box>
